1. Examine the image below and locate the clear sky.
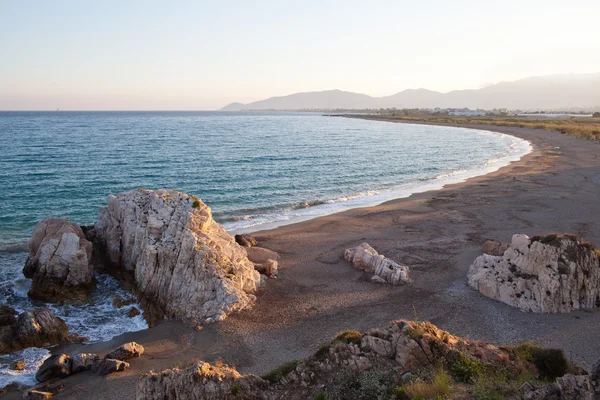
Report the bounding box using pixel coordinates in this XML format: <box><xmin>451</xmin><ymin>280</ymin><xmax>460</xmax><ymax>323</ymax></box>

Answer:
<box><xmin>1</xmin><ymin>0</ymin><xmax>599</xmax><ymax>110</ymax></box>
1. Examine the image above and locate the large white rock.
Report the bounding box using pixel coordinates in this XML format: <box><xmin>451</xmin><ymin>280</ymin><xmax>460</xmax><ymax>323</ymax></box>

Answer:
<box><xmin>468</xmin><ymin>234</ymin><xmax>600</xmax><ymax>313</ymax></box>
<box><xmin>23</xmin><ymin>217</ymin><xmax>94</xmax><ymax>301</ymax></box>
<box><xmin>94</xmin><ymin>189</ymin><xmax>262</xmax><ymax>326</ymax></box>
<box><xmin>344</xmin><ymin>243</ymin><xmax>411</xmax><ymax>284</ymax></box>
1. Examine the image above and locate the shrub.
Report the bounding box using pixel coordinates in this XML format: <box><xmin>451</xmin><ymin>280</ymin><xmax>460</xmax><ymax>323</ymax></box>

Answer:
<box><xmin>313</xmin><ymin>391</ymin><xmax>327</xmax><ymax>400</ymax></box>
<box><xmin>192</xmin><ymin>199</ymin><xmax>201</xmax><ymax>209</ymax></box>
<box><xmin>531</xmin><ymin>347</ymin><xmax>568</xmax><ymax>379</ymax></box>
<box><xmin>401</xmin><ymin>369</ymin><xmax>452</xmax><ymax>399</ymax></box>
<box><xmin>260</xmin><ymin>360</ymin><xmax>299</xmax><ymax>383</ymax></box>
<box><xmin>230</xmin><ymin>383</ymin><xmax>241</xmax><ymax>395</ymax></box>
<box><xmin>451</xmin><ymin>353</ymin><xmax>484</xmax><ymax>384</ymax></box>
<box><xmin>334</xmin><ymin>330</ymin><xmax>362</xmax><ymax>344</ymax></box>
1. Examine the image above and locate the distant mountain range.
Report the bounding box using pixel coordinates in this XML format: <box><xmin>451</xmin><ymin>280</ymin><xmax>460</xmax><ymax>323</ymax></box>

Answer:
<box><xmin>221</xmin><ymin>73</ymin><xmax>600</xmax><ymax>111</ymax></box>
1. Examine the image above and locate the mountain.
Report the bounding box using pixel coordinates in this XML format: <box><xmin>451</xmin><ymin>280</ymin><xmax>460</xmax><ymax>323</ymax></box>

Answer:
<box><xmin>220</xmin><ymin>73</ymin><xmax>600</xmax><ymax>111</ymax></box>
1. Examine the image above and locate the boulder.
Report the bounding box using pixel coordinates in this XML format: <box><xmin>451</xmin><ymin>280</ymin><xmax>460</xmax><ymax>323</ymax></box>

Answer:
<box><xmin>235</xmin><ymin>234</ymin><xmax>258</xmax><ymax>247</ymax></box>
<box><xmin>245</xmin><ymin>246</ymin><xmax>280</xmax><ymax>264</ymax></box>
<box><xmin>112</xmin><ymin>295</ymin><xmax>136</xmax><ymax>308</ymax></box>
<box><xmin>0</xmin><ymin>308</ymin><xmax>85</xmax><ymax>354</ymax></box>
<box><xmin>521</xmin><ymin>373</ymin><xmax>597</xmax><ymax>400</ymax></box>
<box><xmin>94</xmin><ymin>359</ymin><xmax>130</xmax><ymax>376</ymax></box>
<box><xmin>104</xmin><ymin>342</ymin><xmax>144</xmax><ymax>361</ymax></box>
<box><xmin>481</xmin><ymin>240</ymin><xmax>509</xmax><ymax>256</ymax></box>
<box><xmin>36</xmin><ymin>354</ymin><xmax>72</xmax><ymax>382</ymax></box>
<box><xmin>344</xmin><ymin>243</ymin><xmax>411</xmax><ymax>284</ymax></box>
<box><xmin>93</xmin><ymin>189</ymin><xmax>262</xmax><ymax>326</ymax></box>
<box><xmin>71</xmin><ymin>353</ymin><xmax>99</xmax><ymax>373</ymax></box>
<box><xmin>468</xmin><ymin>234</ymin><xmax>600</xmax><ymax>312</ymax></box>
<box><xmin>23</xmin><ymin>217</ymin><xmax>94</xmax><ymax>302</ymax></box>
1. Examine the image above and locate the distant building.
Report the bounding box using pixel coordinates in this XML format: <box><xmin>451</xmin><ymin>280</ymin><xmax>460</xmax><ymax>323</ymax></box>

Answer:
<box><xmin>448</xmin><ymin>109</ymin><xmax>486</xmax><ymax>117</ymax></box>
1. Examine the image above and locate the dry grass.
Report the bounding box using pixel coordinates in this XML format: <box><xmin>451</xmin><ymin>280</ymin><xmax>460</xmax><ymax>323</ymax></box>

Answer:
<box><xmin>364</xmin><ymin>115</ymin><xmax>600</xmax><ymax>141</ymax></box>
<box><xmin>402</xmin><ymin>368</ymin><xmax>452</xmax><ymax>399</ymax></box>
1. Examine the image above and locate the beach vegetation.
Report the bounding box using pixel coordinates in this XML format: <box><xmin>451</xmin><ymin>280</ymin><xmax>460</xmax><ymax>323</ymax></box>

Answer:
<box><xmin>334</xmin><ymin>329</ymin><xmax>362</xmax><ymax>344</ymax></box>
<box><xmin>367</xmin><ymin>114</ymin><xmax>600</xmax><ymax>141</ymax></box>
<box><xmin>261</xmin><ymin>360</ymin><xmax>299</xmax><ymax>383</ymax></box>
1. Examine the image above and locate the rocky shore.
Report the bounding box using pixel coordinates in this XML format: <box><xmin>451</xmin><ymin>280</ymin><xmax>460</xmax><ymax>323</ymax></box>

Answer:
<box><xmin>2</xmin><ymin>121</ymin><xmax>600</xmax><ymax>399</ymax></box>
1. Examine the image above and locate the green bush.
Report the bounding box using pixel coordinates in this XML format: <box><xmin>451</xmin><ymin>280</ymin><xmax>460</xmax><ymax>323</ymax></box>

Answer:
<box><xmin>313</xmin><ymin>391</ymin><xmax>327</xmax><ymax>400</ymax></box>
<box><xmin>260</xmin><ymin>360</ymin><xmax>299</xmax><ymax>383</ymax></box>
<box><xmin>451</xmin><ymin>353</ymin><xmax>484</xmax><ymax>384</ymax></box>
<box><xmin>531</xmin><ymin>347</ymin><xmax>568</xmax><ymax>379</ymax></box>
<box><xmin>192</xmin><ymin>199</ymin><xmax>201</xmax><ymax>208</ymax></box>
<box><xmin>334</xmin><ymin>330</ymin><xmax>362</xmax><ymax>344</ymax></box>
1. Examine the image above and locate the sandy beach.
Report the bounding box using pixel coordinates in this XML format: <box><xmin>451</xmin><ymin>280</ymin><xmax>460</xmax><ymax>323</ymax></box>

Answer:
<box><xmin>22</xmin><ymin>120</ymin><xmax>600</xmax><ymax>399</ymax></box>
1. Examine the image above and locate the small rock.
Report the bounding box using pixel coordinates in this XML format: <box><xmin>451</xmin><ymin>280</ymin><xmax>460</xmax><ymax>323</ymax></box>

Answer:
<box><xmin>95</xmin><ymin>358</ymin><xmax>130</xmax><ymax>376</ymax></box>
<box><xmin>245</xmin><ymin>246</ymin><xmax>280</xmax><ymax>264</ymax></box>
<box><xmin>254</xmin><ymin>259</ymin><xmax>279</xmax><ymax>278</ymax></box>
<box><xmin>22</xmin><ymin>390</ymin><xmax>53</xmax><ymax>400</ymax></box>
<box><xmin>10</xmin><ymin>361</ymin><xmax>25</xmax><ymax>371</ymax></box>
<box><xmin>235</xmin><ymin>234</ymin><xmax>258</xmax><ymax>247</ymax></box>
<box><xmin>126</xmin><ymin>306</ymin><xmax>141</xmax><ymax>318</ymax></box>
<box><xmin>71</xmin><ymin>353</ymin><xmax>99</xmax><ymax>373</ymax></box>
<box><xmin>104</xmin><ymin>342</ymin><xmax>144</xmax><ymax>360</ymax></box>
<box><xmin>370</xmin><ymin>275</ymin><xmax>386</xmax><ymax>283</ymax></box>
<box><xmin>35</xmin><ymin>354</ymin><xmax>72</xmax><ymax>382</ymax></box>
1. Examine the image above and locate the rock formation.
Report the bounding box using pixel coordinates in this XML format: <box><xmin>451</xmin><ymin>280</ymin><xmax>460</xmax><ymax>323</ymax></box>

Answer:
<box><xmin>245</xmin><ymin>246</ymin><xmax>280</xmax><ymax>264</ymax></box>
<box><xmin>0</xmin><ymin>307</ymin><xmax>85</xmax><ymax>354</ymax></box>
<box><xmin>93</xmin><ymin>189</ymin><xmax>262</xmax><ymax>326</ymax></box>
<box><xmin>136</xmin><ymin>319</ymin><xmax>541</xmax><ymax>400</ymax></box>
<box><xmin>468</xmin><ymin>234</ymin><xmax>600</xmax><ymax>312</ymax></box>
<box><xmin>35</xmin><ymin>342</ymin><xmax>142</xmax><ymax>382</ymax></box>
<box><xmin>23</xmin><ymin>217</ymin><xmax>94</xmax><ymax>302</ymax></box>
<box><xmin>521</xmin><ymin>360</ymin><xmax>600</xmax><ymax>400</ymax></box>
<box><xmin>482</xmin><ymin>240</ymin><xmax>509</xmax><ymax>256</ymax></box>
<box><xmin>344</xmin><ymin>243</ymin><xmax>411</xmax><ymax>284</ymax></box>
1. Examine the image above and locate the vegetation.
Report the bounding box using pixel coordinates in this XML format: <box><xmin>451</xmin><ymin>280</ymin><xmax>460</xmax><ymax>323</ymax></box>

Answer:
<box><xmin>191</xmin><ymin>196</ymin><xmax>202</xmax><ymax>209</ymax></box>
<box><xmin>261</xmin><ymin>360</ymin><xmax>300</xmax><ymax>383</ymax></box>
<box><xmin>361</xmin><ymin>114</ymin><xmax>600</xmax><ymax>141</ymax></box>
<box><xmin>401</xmin><ymin>369</ymin><xmax>452</xmax><ymax>399</ymax></box>
<box><xmin>313</xmin><ymin>391</ymin><xmax>327</xmax><ymax>400</ymax></box>
<box><xmin>334</xmin><ymin>330</ymin><xmax>362</xmax><ymax>345</ymax></box>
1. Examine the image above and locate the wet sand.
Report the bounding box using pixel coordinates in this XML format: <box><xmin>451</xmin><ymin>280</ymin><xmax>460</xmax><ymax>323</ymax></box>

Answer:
<box><xmin>32</xmin><ymin>121</ymin><xmax>600</xmax><ymax>399</ymax></box>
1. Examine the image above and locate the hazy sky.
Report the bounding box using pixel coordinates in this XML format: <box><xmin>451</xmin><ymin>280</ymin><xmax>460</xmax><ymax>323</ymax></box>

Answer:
<box><xmin>1</xmin><ymin>0</ymin><xmax>599</xmax><ymax>110</ymax></box>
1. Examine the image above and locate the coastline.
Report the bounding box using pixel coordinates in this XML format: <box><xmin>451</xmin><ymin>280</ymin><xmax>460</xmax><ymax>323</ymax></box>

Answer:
<box><xmin>14</xmin><ymin>120</ymin><xmax>600</xmax><ymax>399</ymax></box>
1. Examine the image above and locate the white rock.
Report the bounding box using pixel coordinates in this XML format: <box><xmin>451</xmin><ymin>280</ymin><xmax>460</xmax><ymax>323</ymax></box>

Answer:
<box><xmin>94</xmin><ymin>189</ymin><xmax>262</xmax><ymax>326</ymax></box>
<box><xmin>468</xmin><ymin>234</ymin><xmax>600</xmax><ymax>313</ymax></box>
<box><xmin>23</xmin><ymin>218</ymin><xmax>94</xmax><ymax>301</ymax></box>
<box><xmin>344</xmin><ymin>243</ymin><xmax>411</xmax><ymax>284</ymax></box>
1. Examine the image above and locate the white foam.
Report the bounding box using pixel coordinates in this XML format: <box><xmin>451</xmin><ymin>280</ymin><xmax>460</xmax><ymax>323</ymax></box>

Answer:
<box><xmin>225</xmin><ymin>128</ymin><xmax>532</xmax><ymax>234</ymax></box>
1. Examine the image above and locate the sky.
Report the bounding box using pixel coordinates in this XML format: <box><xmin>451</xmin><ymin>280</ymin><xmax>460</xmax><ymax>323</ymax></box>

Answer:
<box><xmin>1</xmin><ymin>0</ymin><xmax>599</xmax><ymax>110</ymax></box>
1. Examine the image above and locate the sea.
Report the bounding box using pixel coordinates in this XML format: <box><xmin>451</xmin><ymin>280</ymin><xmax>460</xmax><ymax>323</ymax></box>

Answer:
<box><xmin>0</xmin><ymin>111</ymin><xmax>532</xmax><ymax>386</ymax></box>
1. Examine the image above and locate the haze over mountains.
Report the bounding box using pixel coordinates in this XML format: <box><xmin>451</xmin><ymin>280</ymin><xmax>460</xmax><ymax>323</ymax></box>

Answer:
<box><xmin>221</xmin><ymin>73</ymin><xmax>600</xmax><ymax>111</ymax></box>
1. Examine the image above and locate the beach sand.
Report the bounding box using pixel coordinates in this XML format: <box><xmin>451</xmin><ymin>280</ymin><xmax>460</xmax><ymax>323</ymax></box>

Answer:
<box><xmin>20</xmin><ymin>121</ymin><xmax>600</xmax><ymax>399</ymax></box>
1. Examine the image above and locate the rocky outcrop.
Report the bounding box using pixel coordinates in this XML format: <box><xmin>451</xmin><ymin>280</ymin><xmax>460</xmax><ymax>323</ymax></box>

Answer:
<box><xmin>93</xmin><ymin>189</ymin><xmax>262</xmax><ymax>327</ymax></box>
<box><xmin>344</xmin><ymin>243</ymin><xmax>411</xmax><ymax>284</ymax></box>
<box><xmin>137</xmin><ymin>361</ymin><xmax>269</xmax><ymax>400</ymax></box>
<box><xmin>468</xmin><ymin>234</ymin><xmax>600</xmax><ymax>312</ymax></box>
<box><xmin>36</xmin><ymin>342</ymin><xmax>142</xmax><ymax>382</ymax></box>
<box><xmin>136</xmin><ymin>320</ymin><xmax>528</xmax><ymax>400</ymax></box>
<box><xmin>0</xmin><ymin>307</ymin><xmax>85</xmax><ymax>354</ymax></box>
<box><xmin>23</xmin><ymin>218</ymin><xmax>94</xmax><ymax>302</ymax></box>
<box><xmin>521</xmin><ymin>366</ymin><xmax>600</xmax><ymax>400</ymax></box>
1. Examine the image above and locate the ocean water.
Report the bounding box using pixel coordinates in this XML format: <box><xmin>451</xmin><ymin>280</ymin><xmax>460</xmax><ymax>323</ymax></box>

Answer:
<box><xmin>0</xmin><ymin>111</ymin><xmax>531</xmax><ymax>386</ymax></box>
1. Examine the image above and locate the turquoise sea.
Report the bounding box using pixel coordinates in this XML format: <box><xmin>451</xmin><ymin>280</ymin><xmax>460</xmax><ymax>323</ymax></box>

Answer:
<box><xmin>0</xmin><ymin>111</ymin><xmax>531</xmax><ymax>386</ymax></box>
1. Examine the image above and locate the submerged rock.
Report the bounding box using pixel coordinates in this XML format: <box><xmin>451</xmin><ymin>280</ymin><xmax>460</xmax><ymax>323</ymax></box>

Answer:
<box><xmin>344</xmin><ymin>243</ymin><xmax>411</xmax><ymax>284</ymax></box>
<box><xmin>23</xmin><ymin>217</ymin><xmax>94</xmax><ymax>302</ymax></box>
<box><xmin>468</xmin><ymin>234</ymin><xmax>600</xmax><ymax>312</ymax></box>
<box><xmin>0</xmin><ymin>308</ymin><xmax>85</xmax><ymax>354</ymax></box>
<box><xmin>93</xmin><ymin>189</ymin><xmax>262</xmax><ymax>327</ymax></box>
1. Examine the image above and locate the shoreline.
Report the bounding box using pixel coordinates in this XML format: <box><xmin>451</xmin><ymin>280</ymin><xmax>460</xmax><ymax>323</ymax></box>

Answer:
<box><xmin>10</xmin><ymin>120</ymin><xmax>600</xmax><ymax>399</ymax></box>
